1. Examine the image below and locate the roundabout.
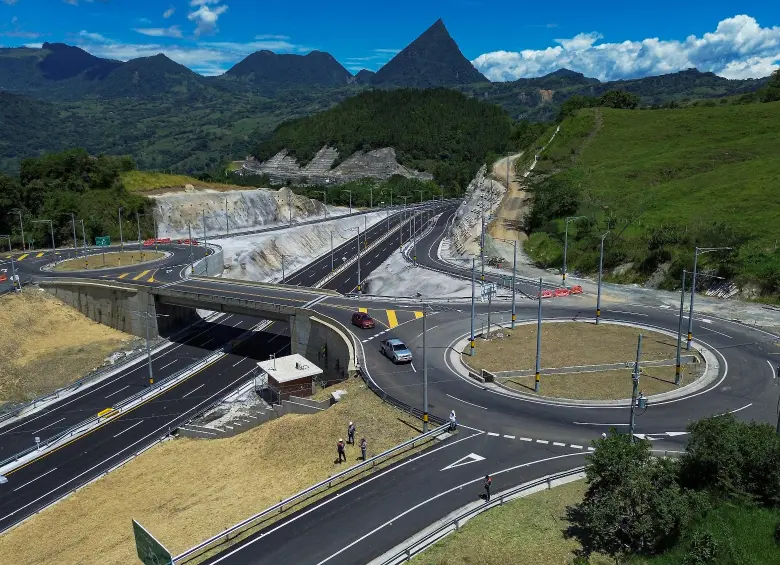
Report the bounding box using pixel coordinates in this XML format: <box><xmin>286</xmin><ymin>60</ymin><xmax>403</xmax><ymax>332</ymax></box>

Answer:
<box><xmin>50</xmin><ymin>250</ymin><xmax>169</xmax><ymax>271</ymax></box>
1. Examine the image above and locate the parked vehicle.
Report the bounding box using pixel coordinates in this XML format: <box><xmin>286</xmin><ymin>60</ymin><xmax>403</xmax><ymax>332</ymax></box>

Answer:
<box><xmin>380</xmin><ymin>338</ymin><xmax>413</xmax><ymax>364</ymax></box>
<box><xmin>351</xmin><ymin>312</ymin><xmax>375</xmax><ymax>329</ymax></box>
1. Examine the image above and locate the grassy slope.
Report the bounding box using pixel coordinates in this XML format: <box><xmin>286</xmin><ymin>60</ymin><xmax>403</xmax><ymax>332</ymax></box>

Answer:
<box><xmin>120</xmin><ymin>170</ymin><xmax>245</xmax><ymax>193</ymax></box>
<box><xmin>524</xmin><ymin>102</ymin><xmax>780</xmax><ymax>293</ymax></box>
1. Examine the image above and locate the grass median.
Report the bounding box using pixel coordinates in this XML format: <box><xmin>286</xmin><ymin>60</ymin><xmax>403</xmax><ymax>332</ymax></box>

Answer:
<box><xmin>52</xmin><ymin>250</ymin><xmax>165</xmax><ymax>271</ymax></box>
<box><xmin>0</xmin><ymin>378</ymin><xmax>427</xmax><ymax>565</ymax></box>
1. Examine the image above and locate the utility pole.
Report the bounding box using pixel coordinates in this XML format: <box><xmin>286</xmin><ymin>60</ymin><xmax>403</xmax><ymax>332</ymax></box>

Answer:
<box><xmin>480</xmin><ymin>214</ymin><xmax>485</xmax><ymax>282</ymax></box>
<box><xmin>202</xmin><ymin>209</ymin><xmax>207</xmax><ymax>250</ymax></box>
<box><xmin>535</xmin><ymin>277</ymin><xmax>543</xmax><ymax>393</ymax></box>
<box><xmin>370</xmin><ymin>186</ymin><xmax>373</xmax><ymax>209</ymax></box>
<box><xmin>596</xmin><ymin>232</ymin><xmax>608</xmax><ymax>325</ymax></box>
<box><xmin>342</xmin><ymin>190</ymin><xmax>352</xmax><ymax>215</ymax></box>
<box><xmin>136</xmin><ymin>212</ymin><xmax>143</xmax><ymax>256</ymax></box>
<box><xmin>225</xmin><ymin>197</ymin><xmax>229</xmax><ymax>235</ymax></box>
<box><xmin>470</xmin><ymin>258</ymin><xmax>476</xmax><ymax>356</ymax></box>
<box><xmin>118</xmin><ymin>207</ymin><xmax>124</xmax><ymax>252</ymax></box>
<box><xmin>280</xmin><ymin>254</ymin><xmax>285</xmax><ymax>283</ymax></box>
<box><xmin>315</xmin><ymin>191</ymin><xmax>327</xmax><ymax>220</ymax></box>
<box><xmin>32</xmin><ymin>219</ymin><xmax>55</xmax><ymax>252</ymax></box>
<box><xmin>675</xmin><ymin>270</ymin><xmax>686</xmax><ymax>385</ymax></box>
<box><xmin>356</xmin><ymin>225</ymin><xmax>361</xmax><ymax>293</ymax></box>
<box><xmin>562</xmin><ymin>216</ymin><xmax>586</xmax><ymax>286</ymax></box>
<box><xmin>79</xmin><ymin>219</ymin><xmax>87</xmax><ymax>253</ymax></box>
<box><xmin>64</xmin><ymin>212</ymin><xmax>77</xmax><ymax>258</ymax></box>
<box><xmin>511</xmin><ymin>240</ymin><xmax>517</xmax><ymax>329</ymax></box>
<box><xmin>422</xmin><ymin>303</ymin><xmax>428</xmax><ymax>432</ymax></box>
<box><xmin>629</xmin><ymin>334</ymin><xmax>643</xmax><ymax>442</ymax></box>
<box><xmin>188</xmin><ymin>222</ymin><xmax>194</xmax><ymax>274</ymax></box>
<box><xmin>687</xmin><ymin>246</ymin><xmax>732</xmax><ymax>350</ymax></box>
<box><xmin>288</xmin><ymin>189</ymin><xmax>293</xmax><ymax>227</ymax></box>
<box><xmin>330</xmin><ymin>231</ymin><xmax>334</xmax><ymax>272</ymax></box>
<box><xmin>10</xmin><ymin>209</ymin><xmax>25</xmax><ymax>251</ymax></box>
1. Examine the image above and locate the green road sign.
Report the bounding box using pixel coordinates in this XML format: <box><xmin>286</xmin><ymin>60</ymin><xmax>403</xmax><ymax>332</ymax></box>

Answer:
<box><xmin>132</xmin><ymin>519</ymin><xmax>173</xmax><ymax>565</ymax></box>
<box><xmin>95</xmin><ymin>236</ymin><xmax>111</xmax><ymax>247</ymax></box>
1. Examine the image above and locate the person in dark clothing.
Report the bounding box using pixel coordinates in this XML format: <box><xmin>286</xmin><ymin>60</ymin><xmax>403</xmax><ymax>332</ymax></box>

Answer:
<box><xmin>484</xmin><ymin>475</ymin><xmax>492</xmax><ymax>502</ymax></box>
<box><xmin>360</xmin><ymin>438</ymin><xmax>367</xmax><ymax>460</ymax></box>
<box><xmin>347</xmin><ymin>422</ymin><xmax>356</xmax><ymax>445</ymax></box>
<box><xmin>337</xmin><ymin>439</ymin><xmax>346</xmax><ymax>463</ymax></box>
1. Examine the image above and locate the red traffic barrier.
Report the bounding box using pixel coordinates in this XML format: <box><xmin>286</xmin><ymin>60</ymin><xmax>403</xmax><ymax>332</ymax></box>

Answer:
<box><xmin>177</xmin><ymin>239</ymin><xmax>199</xmax><ymax>245</ymax></box>
<box><xmin>0</xmin><ymin>274</ymin><xmax>6</xmax><ymax>282</ymax></box>
<box><xmin>554</xmin><ymin>288</ymin><xmax>570</xmax><ymax>297</ymax></box>
<box><xmin>570</xmin><ymin>285</ymin><xmax>583</xmax><ymax>295</ymax></box>
<box><xmin>537</xmin><ymin>289</ymin><xmax>555</xmax><ymax>299</ymax></box>
<box><xmin>156</xmin><ymin>238</ymin><xmax>171</xmax><ymax>244</ymax></box>
<box><xmin>143</xmin><ymin>239</ymin><xmax>155</xmax><ymax>247</ymax></box>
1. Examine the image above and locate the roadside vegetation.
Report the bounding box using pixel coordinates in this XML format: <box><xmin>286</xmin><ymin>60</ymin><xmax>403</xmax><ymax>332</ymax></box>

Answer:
<box><xmin>415</xmin><ymin>415</ymin><xmax>780</xmax><ymax>564</ymax></box>
<box><xmin>0</xmin><ymin>289</ymin><xmax>135</xmax><ymax>404</ymax></box>
<box><xmin>521</xmin><ymin>72</ymin><xmax>780</xmax><ymax>300</ymax></box>
<box><xmin>119</xmin><ymin>170</ymin><xmax>246</xmax><ymax>193</ymax></box>
<box><xmin>0</xmin><ymin>378</ymin><xmax>424</xmax><ymax>565</ymax></box>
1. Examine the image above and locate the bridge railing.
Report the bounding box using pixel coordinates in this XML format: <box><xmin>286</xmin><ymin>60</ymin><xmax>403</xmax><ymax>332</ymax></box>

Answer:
<box><xmin>173</xmin><ymin>423</ymin><xmax>450</xmax><ymax>564</ymax></box>
<box><xmin>373</xmin><ymin>466</ymin><xmax>586</xmax><ymax>565</ymax></box>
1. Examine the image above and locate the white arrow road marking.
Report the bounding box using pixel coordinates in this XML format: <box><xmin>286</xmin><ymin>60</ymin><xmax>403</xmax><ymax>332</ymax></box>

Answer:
<box><xmin>635</xmin><ymin>431</ymin><xmax>689</xmax><ymax>440</ymax></box>
<box><xmin>699</xmin><ymin>318</ymin><xmax>713</xmax><ymax>324</ymax></box>
<box><xmin>440</xmin><ymin>452</ymin><xmax>485</xmax><ymax>471</ymax></box>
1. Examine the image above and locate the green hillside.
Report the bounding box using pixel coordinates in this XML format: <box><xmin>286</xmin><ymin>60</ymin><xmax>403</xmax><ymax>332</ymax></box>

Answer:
<box><xmin>255</xmin><ymin>88</ymin><xmax>513</xmax><ymax>190</ymax></box>
<box><xmin>523</xmin><ymin>100</ymin><xmax>780</xmax><ymax>297</ymax></box>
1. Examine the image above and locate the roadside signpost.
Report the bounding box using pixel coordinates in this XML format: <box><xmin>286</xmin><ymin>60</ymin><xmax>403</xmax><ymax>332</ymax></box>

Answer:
<box><xmin>133</xmin><ymin>519</ymin><xmax>174</xmax><ymax>565</ymax></box>
<box><xmin>96</xmin><ymin>236</ymin><xmax>110</xmax><ymax>267</ymax></box>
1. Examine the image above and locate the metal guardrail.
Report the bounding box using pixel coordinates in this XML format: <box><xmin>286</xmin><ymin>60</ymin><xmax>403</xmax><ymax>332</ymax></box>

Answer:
<box><xmin>375</xmin><ymin>466</ymin><xmax>585</xmax><ymax>564</ymax></box>
<box><xmin>174</xmin><ymin>422</ymin><xmax>450</xmax><ymax>563</ymax></box>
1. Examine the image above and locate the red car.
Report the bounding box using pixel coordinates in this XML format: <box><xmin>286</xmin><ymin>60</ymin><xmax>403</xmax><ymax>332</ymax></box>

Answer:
<box><xmin>351</xmin><ymin>312</ymin><xmax>375</xmax><ymax>329</ymax></box>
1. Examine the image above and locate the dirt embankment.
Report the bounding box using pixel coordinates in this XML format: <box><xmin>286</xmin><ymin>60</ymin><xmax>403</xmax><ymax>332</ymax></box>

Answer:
<box><xmin>487</xmin><ymin>153</ymin><xmax>530</xmax><ymax>243</ymax></box>
<box><xmin>0</xmin><ymin>289</ymin><xmax>136</xmax><ymax>404</ymax></box>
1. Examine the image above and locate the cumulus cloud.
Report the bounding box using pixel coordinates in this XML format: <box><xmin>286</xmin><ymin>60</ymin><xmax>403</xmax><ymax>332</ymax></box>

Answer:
<box><xmin>188</xmin><ymin>3</ymin><xmax>227</xmax><ymax>37</ymax></box>
<box><xmin>1</xmin><ymin>0</ymin><xmax>20</xmax><ymax>6</ymax></box>
<box><xmin>163</xmin><ymin>6</ymin><xmax>175</xmax><ymax>19</ymax></box>
<box><xmin>473</xmin><ymin>15</ymin><xmax>780</xmax><ymax>81</ymax></box>
<box><xmin>255</xmin><ymin>34</ymin><xmax>290</xmax><ymax>41</ymax></box>
<box><xmin>134</xmin><ymin>26</ymin><xmax>183</xmax><ymax>39</ymax></box>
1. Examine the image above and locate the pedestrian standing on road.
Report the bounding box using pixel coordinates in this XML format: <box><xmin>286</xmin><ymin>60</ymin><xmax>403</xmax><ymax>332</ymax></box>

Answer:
<box><xmin>348</xmin><ymin>422</ymin><xmax>356</xmax><ymax>444</ymax></box>
<box><xmin>360</xmin><ymin>438</ymin><xmax>367</xmax><ymax>461</ymax></box>
<box><xmin>337</xmin><ymin>439</ymin><xmax>346</xmax><ymax>463</ymax></box>
<box><xmin>484</xmin><ymin>475</ymin><xmax>492</xmax><ymax>502</ymax></box>
<box><xmin>601</xmin><ymin>432</ymin><xmax>607</xmax><ymax>439</ymax></box>
<box><xmin>449</xmin><ymin>410</ymin><xmax>457</xmax><ymax>432</ymax></box>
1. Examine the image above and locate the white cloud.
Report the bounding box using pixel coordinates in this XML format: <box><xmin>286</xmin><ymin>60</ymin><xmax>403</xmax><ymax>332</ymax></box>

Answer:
<box><xmin>163</xmin><ymin>6</ymin><xmax>175</xmax><ymax>19</ymax></box>
<box><xmin>255</xmin><ymin>34</ymin><xmax>290</xmax><ymax>41</ymax></box>
<box><xmin>78</xmin><ymin>30</ymin><xmax>111</xmax><ymax>43</ymax></box>
<box><xmin>134</xmin><ymin>26</ymin><xmax>183</xmax><ymax>39</ymax></box>
<box><xmin>473</xmin><ymin>15</ymin><xmax>780</xmax><ymax>81</ymax></box>
<box><xmin>188</xmin><ymin>3</ymin><xmax>228</xmax><ymax>37</ymax></box>
<box><xmin>2</xmin><ymin>0</ymin><xmax>20</xmax><ymax>6</ymax></box>
<box><xmin>62</xmin><ymin>0</ymin><xmax>79</xmax><ymax>5</ymax></box>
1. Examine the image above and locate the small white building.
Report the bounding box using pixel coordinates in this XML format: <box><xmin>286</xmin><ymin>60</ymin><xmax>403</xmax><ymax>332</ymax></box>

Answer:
<box><xmin>257</xmin><ymin>354</ymin><xmax>323</xmax><ymax>399</ymax></box>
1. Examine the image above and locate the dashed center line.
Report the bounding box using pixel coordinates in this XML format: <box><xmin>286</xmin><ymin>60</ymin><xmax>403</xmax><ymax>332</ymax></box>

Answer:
<box><xmin>13</xmin><ymin>468</ymin><xmax>58</xmax><ymax>492</ymax></box>
<box><xmin>105</xmin><ymin>385</ymin><xmax>130</xmax><ymax>399</ymax></box>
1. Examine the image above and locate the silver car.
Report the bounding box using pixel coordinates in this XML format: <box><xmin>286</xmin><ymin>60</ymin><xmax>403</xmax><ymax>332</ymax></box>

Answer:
<box><xmin>381</xmin><ymin>338</ymin><xmax>413</xmax><ymax>364</ymax></box>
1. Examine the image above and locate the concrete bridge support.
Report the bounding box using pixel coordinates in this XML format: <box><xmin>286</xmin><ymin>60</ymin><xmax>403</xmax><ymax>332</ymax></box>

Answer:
<box><xmin>290</xmin><ymin>314</ymin><xmax>356</xmax><ymax>383</ymax></box>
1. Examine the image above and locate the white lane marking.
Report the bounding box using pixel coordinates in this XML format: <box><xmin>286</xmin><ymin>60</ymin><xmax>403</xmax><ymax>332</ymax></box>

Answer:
<box><xmin>160</xmin><ymin>360</ymin><xmax>178</xmax><ymax>370</ymax></box>
<box><xmin>487</xmin><ymin>432</ymin><xmax>499</xmax><ymax>437</ymax></box>
<box><xmin>414</xmin><ymin>325</ymin><xmax>440</xmax><ymax>340</ymax></box>
<box><xmin>570</xmin><ymin>444</ymin><xmax>583</xmax><ymax>449</ymax></box>
<box><xmin>503</xmin><ymin>435</ymin><xmax>515</xmax><ymax>439</ymax></box>
<box><xmin>232</xmin><ymin>321</ymin><xmax>243</xmax><ymax>328</ymax></box>
<box><xmin>410</xmin><ymin>363</ymin><xmax>416</xmax><ymax>373</ymax></box>
<box><xmin>440</xmin><ymin>453</ymin><xmax>486</xmax><ymax>471</ymax></box>
<box><xmin>458</xmin><ymin>424</ymin><xmax>485</xmax><ymax>433</ymax></box>
<box><xmin>13</xmin><ymin>468</ymin><xmax>58</xmax><ymax>492</ymax></box>
<box><xmin>701</xmin><ymin>328</ymin><xmax>732</xmax><ymax>339</ymax></box>
<box><xmin>536</xmin><ymin>439</ymin><xmax>548</xmax><ymax>444</ymax></box>
<box><xmin>113</xmin><ymin>420</ymin><xmax>144</xmax><ymax>438</ymax></box>
<box><xmin>183</xmin><ymin>383</ymin><xmax>206</xmax><ymax>398</ymax></box>
<box><xmin>587</xmin><ymin>447</ymin><xmax>595</xmax><ymax>451</ymax></box>
<box><xmin>31</xmin><ymin>418</ymin><xmax>65</xmax><ymax>434</ymax></box>
<box><xmin>573</xmin><ymin>422</ymin><xmax>629</xmax><ymax>426</ymax></box>
<box><xmin>769</xmin><ymin>360</ymin><xmax>777</xmax><ymax>379</ymax></box>
<box><xmin>609</xmin><ymin>310</ymin><xmax>648</xmax><ymax>317</ymax></box>
<box><xmin>105</xmin><ymin>385</ymin><xmax>130</xmax><ymax>399</ymax></box>
<box><xmin>553</xmin><ymin>442</ymin><xmax>566</xmax><ymax>447</ymax></box>
<box><xmin>310</xmin><ymin>451</ymin><xmax>586</xmax><ymax>565</ymax></box>
<box><xmin>232</xmin><ymin>358</ymin><xmax>247</xmax><ymax>367</ymax></box>
<box><xmin>723</xmin><ymin>403</ymin><xmax>752</xmax><ymax>415</ymax></box>
<box><xmin>446</xmin><ymin>394</ymin><xmax>488</xmax><ymax>410</ymax></box>
<box><xmin>519</xmin><ymin>437</ymin><xmax>532</xmax><ymax>442</ymax></box>
<box><xmin>198</xmin><ymin>338</ymin><xmax>213</xmax><ymax>347</ymax></box>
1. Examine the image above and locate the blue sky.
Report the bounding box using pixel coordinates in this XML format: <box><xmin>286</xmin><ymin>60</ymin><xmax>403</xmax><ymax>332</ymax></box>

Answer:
<box><xmin>0</xmin><ymin>0</ymin><xmax>778</xmax><ymax>80</ymax></box>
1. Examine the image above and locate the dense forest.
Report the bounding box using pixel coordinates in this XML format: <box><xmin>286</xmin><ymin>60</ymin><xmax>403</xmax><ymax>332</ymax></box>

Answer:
<box><xmin>255</xmin><ymin>89</ymin><xmax>514</xmax><ymax>191</ymax></box>
<box><xmin>0</xmin><ymin>149</ymin><xmax>154</xmax><ymax>250</ymax></box>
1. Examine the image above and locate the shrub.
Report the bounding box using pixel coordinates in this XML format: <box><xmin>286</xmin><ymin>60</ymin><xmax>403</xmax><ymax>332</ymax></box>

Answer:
<box><xmin>683</xmin><ymin>531</ymin><xmax>718</xmax><ymax>565</ymax></box>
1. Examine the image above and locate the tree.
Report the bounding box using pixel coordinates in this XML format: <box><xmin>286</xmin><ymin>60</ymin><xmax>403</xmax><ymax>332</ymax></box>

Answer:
<box><xmin>599</xmin><ymin>90</ymin><xmax>640</xmax><ymax>109</ymax></box>
<box><xmin>566</xmin><ymin>433</ymin><xmax>696</xmax><ymax>563</ymax></box>
<box><xmin>757</xmin><ymin>70</ymin><xmax>780</xmax><ymax>103</ymax></box>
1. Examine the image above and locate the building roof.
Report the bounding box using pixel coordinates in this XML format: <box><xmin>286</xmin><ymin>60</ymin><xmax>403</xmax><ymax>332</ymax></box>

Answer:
<box><xmin>257</xmin><ymin>354</ymin><xmax>323</xmax><ymax>384</ymax></box>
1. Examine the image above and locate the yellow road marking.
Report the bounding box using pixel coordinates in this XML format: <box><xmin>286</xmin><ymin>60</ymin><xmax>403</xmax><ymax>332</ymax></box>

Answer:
<box><xmin>358</xmin><ymin>307</ymin><xmax>367</xmax><ymax>313</ymax></box>
<box><xmin>386</xmin><ymin>310</ymin><xmax>399</xmax><ymax>328</ymax></box>
<box><xmin>414</xmin><ymin>311</ymin><xmax>423</xmax><ymax>319</ymax></box>
<box><xmin>147</xmin><ymin>269</ymin><xmax>158</xmax><ymax>283</ymax></box>
<box><xmin>17</xmin><ymin>253</ymin><xmax>29</xmax><ymax>260</ymax></box>
<box><xmin>35</xmin><ymin>252</ymin><xmax>44</xmax><ymax>258</ymax></box>
<box><xmin>97</xmin><ymin>408</ymin><xmax>116</xmax><ymax>418</ymax></box>
<box><xmin>118</xmin><ymin>273</ymin><xmax>129</xmax><ymax>279</ymax></box>
<box><xmin>132</xmin><ymin>270</ymin><xmax>150</xmax><ymax>281</ymax></box>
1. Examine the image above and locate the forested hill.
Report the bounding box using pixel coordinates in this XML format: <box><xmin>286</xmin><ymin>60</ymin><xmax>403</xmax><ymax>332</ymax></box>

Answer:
<box><xmin>255</xmin><ymin>88</ymin><xmax>512</xmax><ymax>189</ymax></box>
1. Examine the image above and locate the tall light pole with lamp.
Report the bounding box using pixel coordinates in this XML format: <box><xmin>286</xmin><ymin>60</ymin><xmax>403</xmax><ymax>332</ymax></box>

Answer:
<box><xmin>562</xmin><ymin>215</ymin><xmax>586</xmax><ymax>286</ymax></box>
<box><xmin>32</xmin><ymin>219</ymin><xmax>55</xmax><ymax>252</ymax></box>
<box><xmin>494</xmin><ymin>237</ymin><xmax>518</xmax><ymax>329</ymax></box>
<box><xmin>687</xmin><ymin>246</ymin><xmax>732</xmax><ymax>350</ymax></box>
<box><xmin>399</xmin><ymin>196</ymin><xmax>410</xmax><ymax>248</ymax></box>
<box><xmin>595</xmin><ymin>232</ymin><xmax>609</xmax><ymax>325</ymax></box>
<box><xmin>9</xmin><ymin>209</ymin><xmax>25</xmax><ymax>251</ymax></box>
<box><xmin>118</xmin><ymin>206</ymin><xmax>124</xmax><ymax>252</ymax></box>
<box><xmin>341</xmin><ymin>190</ymin><xmax>353</xmax><ymax>215</ymax></box>
<box><xmin>346</xmin><ymin>226</ymin><xmax>362</xmax><ymax>293</ymax></box>
<box><xmin>314</xmin><ymin>190</ymin><xmax>328</xmax><ymax>220</ymax></box>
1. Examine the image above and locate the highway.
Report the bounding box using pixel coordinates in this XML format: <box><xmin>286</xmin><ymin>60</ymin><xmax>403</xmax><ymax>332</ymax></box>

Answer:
<box><xmin>1</xmin><ymin>200</ymin><xmax>778</xmax><ymax>564</ymax></box>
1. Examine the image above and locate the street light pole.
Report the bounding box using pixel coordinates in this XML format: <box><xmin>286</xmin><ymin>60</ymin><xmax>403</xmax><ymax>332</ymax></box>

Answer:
<box><xmin>225</xmin><ymin>197</ymin><xmax>229</xmax><ymax>235</ymax></box>
<box><xmin>422</xmin><ymin>303</ymin><xmax>428</xmax><ymax>432</ymax></box>
<box><xmin>687</xmin><ymin>246</ymin><xmax>732</xmax><ymax>350</ymax></box>
<box><xmin>315</xmin><ymin>191</ymin><xmax>327</xmax><ymax>220</ymax></box>
<box><xmin>596</xmin><ymin>232</ymin><xmax>608</xmax><ymax>325</ymax></box>
<box><xmin>629</xmin><ymin>334</ymin><xmax>643</xmax><ymax>442</ymax></box>
<box><xmin>79</xmin><ymin>219</ymin><xmax>87</xmax><ymax>253</ymax></box>
<box><xmin>535</xmin><ymin>277</ymin><xmax>543</xmax><ymax>393</ymax></box>
<box><xmin>511</xmin><ymin>240</ymin><xmax>517</xmax><ymax>329</ymax></box>
<box><xmin>118</xmin><ymin>207</ymin><xmax>124</xmax><ymax>252</ymax></box>
<box><xmin>9</xmin><ymin>210</ymin><xmax>25</xmax><ymax>251</ymax></box>
<box><xmin>136</xmin><ymin>212</ymin><xmax>143</xmax><ymax>254</ymax></box>
<box><xmin>0</xmin><ymin>235</ymin><xmax>19</xmax><ymax>292</ymax></box>
<box><xmin>675</xmin><ymin>270</ymin><xmax>686</xmax><ymax>385</ymax></box>
<box><xmin>356</xmin><ymin>225</ymin><xmax>361</xmax><ymax>293</ymax></box>
<box><xmin>32</xmin><ymin>220</ymin><xmax>55</xmax><ymax>252</ymax></box>
<box><xmin>470</xmin><ymin>258</ymin><xmax>476</xmax><ymax>356</ymax></box>
<box><xmin>563</xmin><ymin>216</ymin><xmax>586</xmax><ymax>286</ymax></box>
<box><xmin>341</xmin><ymin>190</ymin><xmax>352</xmax><ymax>215</ymax></box>
<box><xmin>280</xmin><ymin>254</ymin><xmax>285</xmax><ymax>283</ymax></box>
<box><xmin>330</xmin><ymin>231</ymin><xmax>334</xmax><ymax>272</ymax></box>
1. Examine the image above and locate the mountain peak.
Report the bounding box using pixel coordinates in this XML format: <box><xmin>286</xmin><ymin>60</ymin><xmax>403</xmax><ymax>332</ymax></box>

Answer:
<box><xmin>371</xmin><ymin>19</ymin><xmax>488</xmax><ymax>88</ymax></box>
<box><xmin>223</xmin><ymin>50</ymin><xmax>352</xmax><ymax>88</ymax></box>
